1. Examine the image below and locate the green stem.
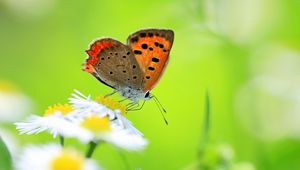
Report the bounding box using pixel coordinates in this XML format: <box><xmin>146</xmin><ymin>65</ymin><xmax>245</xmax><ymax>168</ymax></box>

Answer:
<box><xmin>59</xmin><ymin>135</ymin><xmax>64</xmax><ymax>147</ymax></box>
<box><xmin>203</xmin><ymin>90</ymin><xmax>211</xmax><ymax>145</ymax></box>
<box><xmin>86</xmin><ymin>141</ymin><xmax>98</xmax><ymax>158</ymax></box>
<box><xmin>198</xmin><ymin>90</ymin><xmax>211</xmax><ymax>156</ymax></box>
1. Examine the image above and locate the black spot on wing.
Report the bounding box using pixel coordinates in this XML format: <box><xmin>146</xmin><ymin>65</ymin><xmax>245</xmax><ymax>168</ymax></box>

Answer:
<box><xmin>141</xmin><ymin>44</ymin><xmax>148</xmax><ymax>49</ymax></box>
<box><xmin>131</xmin><ymin>37</ymin><xmax>139</xmax><ymax>43</ymax></box>
<box><xmin>152</xmin><ymin>57</ymin><xmax>159</xmax><ymax>62</ymax></box>
<box><xmin>140</xmin><ymin>33</ymin><xmax>146</xmax><ymax>37</ymax></box>
<box><xmin>134</xmin><ymin>50</ymin><xmax>142</xmax><ymax>55</ymax></box>
<box><xmin>148</xmin><ymin>66</ymin><xmax>155</xmax><ymax>71</ymax></box>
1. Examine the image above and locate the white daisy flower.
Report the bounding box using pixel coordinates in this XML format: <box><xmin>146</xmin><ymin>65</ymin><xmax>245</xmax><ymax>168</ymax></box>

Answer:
<box><xmin>72</xmin><ymin>113</ymin><xmax>148</xmax><ymax>151</ymax></box>
<box><xmin>15</xmin><ymin>144</ymin><xmax>100</xmax><ymax>170</ymax></box>
<box><xmin>0</xmin><ymin>80</ymin><xmax>32</xmax><ymax>122</ymax></box>
<box><xmin>15</xmin><ymin>104</ymin><xmax>80</xmax><ymax>138</ymax></box>
<box><xmin>69</xmin><ymin>90</ymin><xmax>143</xmax><ymax>136</ymax></box>
<box><xmin>16</xmin><ymin>90</ymin><xmax>148</xmax><ymax>151</ymax></box>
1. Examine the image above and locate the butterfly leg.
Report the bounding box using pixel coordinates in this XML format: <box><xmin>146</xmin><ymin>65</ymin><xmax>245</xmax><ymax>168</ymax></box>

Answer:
<box><xmin>127</xmin><ymin>100</ymin><xmax>146</xmax><ymax>111</ymax></box>
<box><xmin>126</xmin><ymin>102</ymin><xmax>139</xmax><ymax>111</ymax></box>
<box><xmin>126</xmin><ymin>102</ymin><xmax>137</xmax><ymax>109</ymax></box>
<box><xmin>105</xmin><ymin>90</ymin><xmax>118</xmax><ymax>98</ymax></box>
<box><xmin>118</xmin><ymin>97</ymin><xmax>129</xmax><ymax>103</ymax></box>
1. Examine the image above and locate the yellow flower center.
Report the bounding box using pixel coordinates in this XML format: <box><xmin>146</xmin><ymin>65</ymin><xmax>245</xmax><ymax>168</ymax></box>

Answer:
<box><xmin>96</xmin><ymin>95</ymin><xmax>126</xmax><ymax>114</ymax></box>
<box><xmin>0</xmin><ymin>80</ymin><xmax>18</xmax><ymax>92</ymax></box>
<box><xmin>51</xmin><ymin>150</ymin><xmax>84</xmax><ymax>170</ymax></box>
<box><xmin>44</xmin><ymin>104</ymin><xmax>74</xmax><ymax>116</ymax></box>
<box><xmin>81</xmin><ymin>114</ymin><xmax>111</xmax><ymax>132</ymax></box>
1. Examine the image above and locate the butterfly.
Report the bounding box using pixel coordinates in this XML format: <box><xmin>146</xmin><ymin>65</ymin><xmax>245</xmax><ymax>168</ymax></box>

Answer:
<box><xmin>83</xmin><ymin>28</ymin><xmax>174</xmax><ymax>112</ymax></box>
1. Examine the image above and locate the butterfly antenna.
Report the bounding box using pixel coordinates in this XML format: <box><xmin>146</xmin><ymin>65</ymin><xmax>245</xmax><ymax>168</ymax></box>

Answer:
<box><xmin>151</xmin><ymin>94</ymin><xmax>168</xmax><ymax>125</ymax></box>
<box><xmin>152</xmin><ymin>95</ymin><xmax>167</xmax><ymax>113</ymax></box>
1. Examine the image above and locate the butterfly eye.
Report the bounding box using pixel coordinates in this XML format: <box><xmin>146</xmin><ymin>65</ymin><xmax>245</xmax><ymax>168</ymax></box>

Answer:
<box><xmin>144</xmin><ymin>91</ymin><xmax>150</xmax><ymax>98</ymax></box>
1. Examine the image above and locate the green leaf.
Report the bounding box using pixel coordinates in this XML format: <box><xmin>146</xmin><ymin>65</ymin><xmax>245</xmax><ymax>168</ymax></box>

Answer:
<box><xmin>0</xmin><ymin>136</ymin><xmax>13</xmax><ymax>170</ymax></box>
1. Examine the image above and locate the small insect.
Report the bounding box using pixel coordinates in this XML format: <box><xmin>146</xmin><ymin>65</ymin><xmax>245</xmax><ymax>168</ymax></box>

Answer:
<box><xmin>83</xmin><ymin>28</ymin><xmax>174</xmax><ymax>122</ymax></box>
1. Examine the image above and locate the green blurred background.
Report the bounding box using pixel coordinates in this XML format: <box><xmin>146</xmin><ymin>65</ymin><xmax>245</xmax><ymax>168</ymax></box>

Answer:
<box><xmin>1</xmin><ymin>0</ymin><xmax>300</xmax><ymax>169</ymax></box>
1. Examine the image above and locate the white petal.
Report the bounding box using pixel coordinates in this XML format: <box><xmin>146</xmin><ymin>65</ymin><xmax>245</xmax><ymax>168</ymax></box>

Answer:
<box><xmin>69</xmin><ymin>90</ymin><xmax>115</xmax><ymax>119</ymax></box>
<box><xmin>103</xmin><ymin>129</ymin><xmax>148</xmax><ymax>151</ymax></box>
<box><xmin>15</xmin><ymin>144</ymin><xmax>60</xmax><ymax>170</ymax></box>
<box><xmin>15</xmin><ymin>144</ymin><xmax>101</xmax><ymax>170</ymax></box>
<box><xmin>113</xmin><ymin>111</ymin><xmax>143</xmax><ymax>136</ymax></box>
<box><xmin>15</xmin><ymin>115</ymin><xmax>91</xmax><ymax>140</ymax></box>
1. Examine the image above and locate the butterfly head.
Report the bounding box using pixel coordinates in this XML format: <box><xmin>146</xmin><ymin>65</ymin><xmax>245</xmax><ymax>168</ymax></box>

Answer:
<box><xmin>144</xmin><ymin>91</ymin><xmax>151</xmax><ymax>100</ymax></box>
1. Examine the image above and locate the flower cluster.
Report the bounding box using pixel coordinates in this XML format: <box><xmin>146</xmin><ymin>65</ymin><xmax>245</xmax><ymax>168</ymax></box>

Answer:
<box><xmin>15</xmin><ymin>90</ymin><xmax>148</xmax><ymax>170</ymax></box>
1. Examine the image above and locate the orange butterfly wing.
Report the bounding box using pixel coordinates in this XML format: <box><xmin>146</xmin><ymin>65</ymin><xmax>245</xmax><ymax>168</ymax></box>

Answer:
<box><xmin>127</xmin><ymin>29</ymin><xmax>174</xmax><ymax>92</ymax></box>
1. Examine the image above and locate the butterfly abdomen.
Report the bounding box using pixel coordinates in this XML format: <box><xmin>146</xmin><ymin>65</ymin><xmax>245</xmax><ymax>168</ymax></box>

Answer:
<box><xmin>118</xmin><ymin>86</ymin><xmax>147</xmax><ymax>102</ymax></box>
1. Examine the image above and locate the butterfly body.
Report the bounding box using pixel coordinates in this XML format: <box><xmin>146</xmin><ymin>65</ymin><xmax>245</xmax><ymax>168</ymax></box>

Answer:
<box><xmin>119</xmin><ymin>87</ymin><xmax>149</xmax><ymax>102</ymax></box>
<box><xmin>84</xmin><ymin>29</ymin><xmax>174</xmax><ymax>102</ymax></box>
